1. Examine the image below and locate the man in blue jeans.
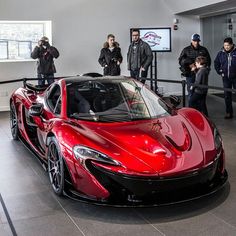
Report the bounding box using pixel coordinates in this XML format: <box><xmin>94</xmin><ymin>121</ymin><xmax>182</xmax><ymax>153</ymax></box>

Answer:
<box><xmin>31</xmin><ymin>36</ymin><xmax>59</xmax><ymax>86</ymax></box>
<box><xmin>127</xmin><ymin>29</ymin><xmax>153</xmax><ymax>84</ymax></box>
<box><xmin>214</xmin><ymin>37</ymin><xmax>236</xmax><ymax>119</ymax></box>
<box><xmin>179</xmin><ymin>34</ymin><xmax>211</xmax><ymax>102</ymax></box>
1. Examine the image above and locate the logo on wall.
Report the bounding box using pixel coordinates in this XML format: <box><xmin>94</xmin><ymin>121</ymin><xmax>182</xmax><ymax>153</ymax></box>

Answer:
<box><xmin>142</xmin><ymin>31</ymin><xmax>161</xmax><ymax>47</ymax></box>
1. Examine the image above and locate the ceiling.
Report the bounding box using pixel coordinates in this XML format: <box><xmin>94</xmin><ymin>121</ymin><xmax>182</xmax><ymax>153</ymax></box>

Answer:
<box><xmin>176</xmin><ymin>0</ymin><xmax>236</xmax><ymax>17</ymax></box>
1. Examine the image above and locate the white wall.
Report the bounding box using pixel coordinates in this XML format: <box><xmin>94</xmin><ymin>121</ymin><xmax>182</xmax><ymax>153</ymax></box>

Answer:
<box><xmin>0</xmin><ymin>0</ymin><xmax>201</xmax><ymax>110</ymax></box>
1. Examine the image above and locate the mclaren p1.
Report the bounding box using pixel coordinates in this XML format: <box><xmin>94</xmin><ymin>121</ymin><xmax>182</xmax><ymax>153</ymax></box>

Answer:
<box><xmin>9</xmin><ymin>76</ymin><xmax>227</xmax><ymax>206</ymax></box>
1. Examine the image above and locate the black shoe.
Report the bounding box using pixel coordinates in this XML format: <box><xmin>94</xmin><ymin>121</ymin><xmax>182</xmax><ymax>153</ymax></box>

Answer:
<box><xmin>224</xmin><ymin>113</ymin><xmax>233</xmax><ymax>119</ymax></box>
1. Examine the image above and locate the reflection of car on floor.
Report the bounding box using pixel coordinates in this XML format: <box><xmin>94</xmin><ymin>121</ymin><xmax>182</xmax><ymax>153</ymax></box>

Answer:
<box><xmin>10</xmin><ymin>75</ymin><xmax>227</xmax><ymax>206</ymax></box>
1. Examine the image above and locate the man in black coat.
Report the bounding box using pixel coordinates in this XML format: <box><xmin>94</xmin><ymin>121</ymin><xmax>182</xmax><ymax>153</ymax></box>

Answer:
<box><xmin>127</xmin><ymin>29</ymin><xmax>153</xmax><ymax>84</ymax></box>
<box><xmin>179</xmin><ymin>34</ymin><xmax>211</xmax><ymax>101</ymax></box>
<box><xmin>31</xmin><ymin>36</ymin><xmax>59</xmax><ymax>86</ymax></box>
<box><xmin>98</xmin><ymin>34</ymin><xmax>123</xmax><ymax>76</ymax></box>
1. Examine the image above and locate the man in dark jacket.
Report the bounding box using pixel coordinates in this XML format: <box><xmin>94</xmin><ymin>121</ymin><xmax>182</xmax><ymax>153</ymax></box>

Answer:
<box><xmin>127</xmin><ymin>29</ymin><xmax>153</xmax><ymax>84</ymax></box>
<box><xmin>98</xmin><ymin>34</ymin><xmax>123</xmax><ymax>76</ymax></box>
<box><xmin>31</xmin><ymin>36</ymin><xmax>59</xmax><ymax>86</ymax></box>
<box><xmin>179</xmin><ymin>34</ymin><xmax>211</xmax><ymax>100</ymax></box>
<box><xmin>214</xmin><ymin>37</ymin><xmax>236</xmax><ymax>119</ymax></box>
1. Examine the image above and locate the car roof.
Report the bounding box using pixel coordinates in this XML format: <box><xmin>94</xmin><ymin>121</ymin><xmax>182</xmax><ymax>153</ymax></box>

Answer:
<box><xmin>64</xmin><ymin>76</ymin><xmax>132</xmax><ymax>85</ymax></box>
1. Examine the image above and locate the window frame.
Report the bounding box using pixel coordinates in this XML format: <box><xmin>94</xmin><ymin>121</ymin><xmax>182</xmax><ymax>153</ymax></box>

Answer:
<box><xmin>0</xmin><ymin>20</ymin><xmax>52</xmax><ymax>62</ymax></box>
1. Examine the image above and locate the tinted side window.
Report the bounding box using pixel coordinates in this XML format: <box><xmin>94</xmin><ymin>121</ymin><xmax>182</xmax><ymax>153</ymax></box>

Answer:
<box><xmin>47</xmin><ymin>84</ymin><xmax>61</xmax><ymax>114</ymax></box>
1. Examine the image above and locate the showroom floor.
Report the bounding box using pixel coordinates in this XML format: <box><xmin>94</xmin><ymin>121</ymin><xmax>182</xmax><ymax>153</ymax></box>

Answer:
<box><xmin>0</xmin><ymin>94</ymin><xmax>236</xmax><ymax>236</ymax></box>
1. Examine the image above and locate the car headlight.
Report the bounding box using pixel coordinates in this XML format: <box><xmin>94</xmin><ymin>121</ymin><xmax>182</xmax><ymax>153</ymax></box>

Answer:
<box><xmin>73</xmin><ymin>145</ymin><xmax>120</xmax><ymax>166</ymax></box>
<box><xmin>214</xmin><ymin>127</ymin><xmax>222</xmax><ymax>150</ymax></box>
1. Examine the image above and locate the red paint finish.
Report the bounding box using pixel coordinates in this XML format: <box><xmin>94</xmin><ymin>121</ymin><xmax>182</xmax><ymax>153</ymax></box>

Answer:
<box><xmin>10</xmin><ymin>77</ymin><xmax>226</xmax><ymax>202</ymax></box>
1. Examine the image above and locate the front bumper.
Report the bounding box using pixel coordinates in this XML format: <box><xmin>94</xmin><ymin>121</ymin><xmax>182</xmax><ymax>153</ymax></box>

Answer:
<box><xmin>64</xmin><ymin>156</ymin><xmax>228</xmax><ymax>207</ymax></box>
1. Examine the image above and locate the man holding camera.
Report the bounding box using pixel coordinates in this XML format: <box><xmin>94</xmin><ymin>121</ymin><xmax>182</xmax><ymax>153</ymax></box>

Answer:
<box><xmin>31</xmin><ymin>36</ymin><xmax>59</xmax><ymax>86</ymax></box>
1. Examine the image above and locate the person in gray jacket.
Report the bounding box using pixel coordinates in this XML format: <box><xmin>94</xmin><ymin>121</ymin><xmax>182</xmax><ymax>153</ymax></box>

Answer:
<box><xmin>127</xmin><ymin>29</ymin><xmax>153</xmax><ymax>84</ymax></box>
<box><xmin>189</xmin><ymin>56</ymin><xmax>209</xmax><ymax>116</ymax></box>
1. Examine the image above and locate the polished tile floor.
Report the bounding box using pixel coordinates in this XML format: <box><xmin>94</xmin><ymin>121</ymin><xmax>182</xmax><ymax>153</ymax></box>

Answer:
<box><xmin>0</xmin><ymin>94</ymin><xmax>236</xmax><ymax>236</ymax></box>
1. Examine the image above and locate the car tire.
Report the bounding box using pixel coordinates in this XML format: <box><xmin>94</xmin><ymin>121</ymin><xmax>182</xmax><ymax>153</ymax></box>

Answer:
<box><xmin>47</xmin><ymin>137</ymin><xmax>65</xmax><ymax>196</ymax></box>
<box><xmin>10</xmin><ymin>101</ymin><xmax>19</xmax><ymax>140</ymax></box>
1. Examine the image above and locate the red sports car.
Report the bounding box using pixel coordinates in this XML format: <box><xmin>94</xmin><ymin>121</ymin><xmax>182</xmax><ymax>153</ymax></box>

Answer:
<box><xmin>10</xmin><ymin>76</ymin><xmax>227</xmax><ymax>206</ymax></box>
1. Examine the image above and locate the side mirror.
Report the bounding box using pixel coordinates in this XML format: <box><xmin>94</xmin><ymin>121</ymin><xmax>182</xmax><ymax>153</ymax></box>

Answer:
<box><xmin>169</xmin><ymin>95</ymin><xmax>181</xmax><ymax>108</ymax></box>
<box><xmin>29</xmin><ymin>103</ymin><xmax>43</xmax><ymax>116</ymax></box>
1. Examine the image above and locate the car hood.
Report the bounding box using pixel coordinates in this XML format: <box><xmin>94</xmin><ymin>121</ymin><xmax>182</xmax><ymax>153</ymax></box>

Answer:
<box><xmin>73</xmin><ymin>113</ymin><xmax>215</xmax><ymax>176</ymax></box>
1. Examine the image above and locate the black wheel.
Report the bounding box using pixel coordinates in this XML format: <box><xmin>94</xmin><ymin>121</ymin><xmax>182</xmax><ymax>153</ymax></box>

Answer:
<box><xmin>10</xmin><ymin>101</ymin><xmax>19</xmax><ymax>140</ymax></box>
<box><xmin>47</xmin><ymin>137</ymin><xmax>64</xmax><ymax>196</ymax></box>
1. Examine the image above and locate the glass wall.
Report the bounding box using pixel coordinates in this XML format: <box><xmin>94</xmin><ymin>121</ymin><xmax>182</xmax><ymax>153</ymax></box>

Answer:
<box><xmin>202</xmin><ymin>14</ymin><xmax>230</xmax><ymax>89</ymax></box>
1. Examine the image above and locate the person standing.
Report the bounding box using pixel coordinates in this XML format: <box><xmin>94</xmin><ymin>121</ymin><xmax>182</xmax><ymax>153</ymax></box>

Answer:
<box><xmin>189</xmin><ymin>56</ymin><xmax>209</xmax><ymax>117</ymax></box>
<box><xmin>127</xmin><ymin>28</ymin><xmax>153</xmax><ymax>84</ymax></box>
<box><xmin>179</xmin><ymin>34</ymin><xmax>211</xmax><ymax>100</ymax></box>
<box><xmin>214</xmin><ymin>37</ymin><xmax>236</xmax><ymax>119</ymax></box>
<box><xmin>98</xmin><ymin>34</ymin><xmax>123</xmax><ymax>76</ymax></box>
<box><xmin>31</xmin><ymin>36</ymin><xmax>59</xmax><ymax>86</ymax></box>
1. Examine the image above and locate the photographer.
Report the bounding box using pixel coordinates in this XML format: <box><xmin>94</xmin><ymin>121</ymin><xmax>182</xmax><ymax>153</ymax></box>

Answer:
<box><xmin>31</xmin><ymin>36</ymin><xmax>59</xmax><ymax>86</ymax></box>
<box><xmin>98</xmin><ymin>34</ymin><xmax>123</xmax><ymax>76</ymax></box>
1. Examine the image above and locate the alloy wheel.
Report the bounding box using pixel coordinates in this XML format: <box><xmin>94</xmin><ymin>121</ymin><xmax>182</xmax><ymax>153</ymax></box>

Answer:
<box><xmin>48</xmin><ymin>140</ymin><xmax>64</xmax><ymax>195</ymax></box>
<box><xmin>10</xmin><ymin>102</ymin><xmax>19</xmax><ymax>140</ymax></box>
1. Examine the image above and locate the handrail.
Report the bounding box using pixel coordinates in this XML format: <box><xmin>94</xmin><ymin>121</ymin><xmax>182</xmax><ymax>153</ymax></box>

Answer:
<box><xmin>0</xmin><ymin>76</ymin><xmax>235</xmax><ymax>108</ymax></box>
<box><xmin>143</xmin><ymin>77</ymin><xmax>236</xmax><ymax>107</ymax></box>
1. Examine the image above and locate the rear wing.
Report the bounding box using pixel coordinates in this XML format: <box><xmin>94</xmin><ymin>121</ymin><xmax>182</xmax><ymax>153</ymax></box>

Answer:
<box><xmin>0</xmin><ymin>77</ymin><xmax>68</xmax><ymax>92</ymax></box>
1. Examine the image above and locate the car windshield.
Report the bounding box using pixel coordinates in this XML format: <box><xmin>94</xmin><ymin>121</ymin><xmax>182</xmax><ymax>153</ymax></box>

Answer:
<box><xmin>66</xmin><ymin>79</ymin><xmax>170</xmax><ymax>122</ymax></box>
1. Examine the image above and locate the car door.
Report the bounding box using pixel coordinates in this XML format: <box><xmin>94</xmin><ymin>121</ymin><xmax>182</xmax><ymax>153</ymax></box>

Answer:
<box><xmin>35</xmin><ymin>83</ymin><xmax>62</xmax><ymax>154</ymax></box>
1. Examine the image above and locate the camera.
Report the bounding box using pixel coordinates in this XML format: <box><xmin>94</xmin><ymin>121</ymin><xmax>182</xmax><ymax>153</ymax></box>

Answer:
<box><xmin>39</xmin><ymin>40</ymin><xmax>50</xmax><ymax>48</ymax></box>
<box><xmin>41</xmin><ymin>40</ymin><xmax>46</xmax><ymax>45</ymax></box>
